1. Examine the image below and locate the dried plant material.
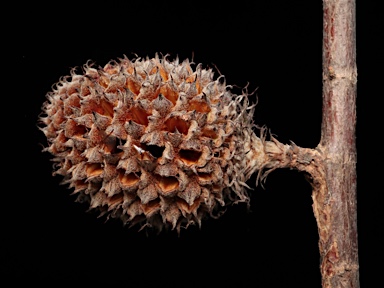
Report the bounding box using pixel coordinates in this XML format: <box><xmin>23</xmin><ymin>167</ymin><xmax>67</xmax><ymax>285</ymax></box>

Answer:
<box><xmin>39</xmin><ymin>54</ymin><xmax>265</xmax><ymax>232</ymax></box>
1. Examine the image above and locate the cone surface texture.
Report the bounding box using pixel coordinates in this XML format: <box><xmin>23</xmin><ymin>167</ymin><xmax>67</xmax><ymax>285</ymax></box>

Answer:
<box><xmin>40</xmin><ymin>54</ymin><xmax>262</xmax><ymax>231</ymax></box>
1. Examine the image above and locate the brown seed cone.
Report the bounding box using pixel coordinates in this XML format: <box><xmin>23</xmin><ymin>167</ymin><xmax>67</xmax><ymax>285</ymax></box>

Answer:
<box><xmin>39</xmin><ymin>53</ymin><xmax>264</xmax><ymax>232</ymax></box>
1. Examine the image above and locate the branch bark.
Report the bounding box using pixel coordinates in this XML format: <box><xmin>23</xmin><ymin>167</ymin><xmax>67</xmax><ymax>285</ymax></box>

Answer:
<box><xmin>317</xmin><ymin>0</ymin><xmax>359</xmax><ymax>287</ymax></box>
<box><xmin>253</xmin><ymin>1</ymin><xmax>359</xmax><ymax>287</ymax></box>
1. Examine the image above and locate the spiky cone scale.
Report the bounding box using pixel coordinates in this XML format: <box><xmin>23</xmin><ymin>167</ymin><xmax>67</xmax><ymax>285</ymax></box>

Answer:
<box><xmin>39</xmin><ymin>54</ymin><xmax>265</xmax><ymax>233</ymax></box>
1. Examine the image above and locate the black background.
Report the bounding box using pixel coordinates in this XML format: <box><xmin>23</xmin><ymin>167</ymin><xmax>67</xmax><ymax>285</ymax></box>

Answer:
<box><xmin>8</xmin><ymin>1</ymin><xmax>382</xmax><ymax>287</ymax></box>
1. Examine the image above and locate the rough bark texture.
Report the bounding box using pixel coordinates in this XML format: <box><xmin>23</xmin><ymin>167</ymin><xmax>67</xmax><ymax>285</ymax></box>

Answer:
<box><xmin>318</xmin><ymin>0</ymin><xmax>359</xmax><ymax>287</ymax></box>
<box><xmin>257</xmin><ymin>1</ymin><xmax>359</xmax><ymax>287</ymax></box>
